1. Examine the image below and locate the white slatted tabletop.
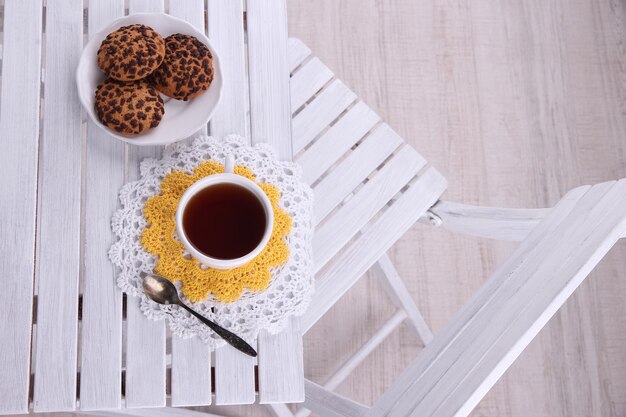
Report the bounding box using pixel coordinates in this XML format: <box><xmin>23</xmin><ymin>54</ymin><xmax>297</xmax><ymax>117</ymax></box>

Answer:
<box><xmin>0</xmin><ymin>0</ymin><xmax>305</xmax><ymax>413</ymax></box>
<box><xmin>0</xmin><ymin>0</ymin><xmax>448</xmax><ymax>414</ymax></box>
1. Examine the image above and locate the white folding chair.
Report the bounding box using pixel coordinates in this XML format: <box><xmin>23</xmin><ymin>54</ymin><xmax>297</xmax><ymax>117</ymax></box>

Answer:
<box><xmin>269</xmin><ymin>39</ymin><xmax>626</xmax><ymax>417</ymax></box>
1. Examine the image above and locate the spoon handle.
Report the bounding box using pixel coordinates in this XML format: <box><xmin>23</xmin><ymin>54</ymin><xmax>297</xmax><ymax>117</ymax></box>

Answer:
<box><xmin>179</xmin><ymin>303</ymin><xmax>257</xmax><ymax>357</ymax></box>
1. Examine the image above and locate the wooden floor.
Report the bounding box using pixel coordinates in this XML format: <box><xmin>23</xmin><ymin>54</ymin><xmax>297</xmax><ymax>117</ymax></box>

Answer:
<box><xmin>209</xmin><ymin>1</ymin><xmax>626</xmax><ymax>416</ymax></box>
<box><xmin>281</xmin><ymin>1</ymin><xmax>626</xmax><ymax>417</ymax></box>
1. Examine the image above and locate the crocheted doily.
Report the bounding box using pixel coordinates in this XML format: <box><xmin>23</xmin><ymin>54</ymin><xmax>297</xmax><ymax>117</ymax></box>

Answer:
<box><xmin>142</xmin><ymin>160</ymin><xmax>292</xmax><ymax>303</ymax></box>
<box><xmin>109</xmin><ymin>135</ymin><xmax>314</xmax><ymax>348</ymax></box>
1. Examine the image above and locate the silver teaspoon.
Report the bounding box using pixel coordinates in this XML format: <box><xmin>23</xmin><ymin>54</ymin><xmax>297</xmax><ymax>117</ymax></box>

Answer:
<box><xmin>142</xmin><ymin>274</ymin><xmax>257</xmax><ymax>357</ymax></box>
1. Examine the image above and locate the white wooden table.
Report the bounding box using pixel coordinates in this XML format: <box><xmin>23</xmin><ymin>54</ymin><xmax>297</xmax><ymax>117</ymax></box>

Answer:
<box><xmin>0</xmin><ymin>0</ymin><xmax>304</xmax><ymax>412</ymax></box>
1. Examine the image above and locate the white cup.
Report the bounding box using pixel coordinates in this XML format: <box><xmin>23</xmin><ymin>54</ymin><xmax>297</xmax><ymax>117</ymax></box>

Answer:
<box><xmin>175</xmin><ymin>155</ymin><xmax>274</xmax><ymax>270</ymax></box>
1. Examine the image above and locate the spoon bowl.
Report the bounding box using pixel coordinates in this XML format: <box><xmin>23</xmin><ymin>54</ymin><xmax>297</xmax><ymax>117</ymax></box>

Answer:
<box><xmin>143</xmin><ymin>274</ymin><xmax>181</xmax><ymax>305</ymax></box>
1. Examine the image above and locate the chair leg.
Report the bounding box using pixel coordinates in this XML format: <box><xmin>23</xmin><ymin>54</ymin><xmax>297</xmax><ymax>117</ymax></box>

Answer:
<box><xmin>371</xmin><ymin>253</ymin><xmax>433</xmax><ymax>345</ymax></box>
<box><xmin>268</xmin><ymin>403</ymin><xmax>296</xmax><ymax>417</ymax></box>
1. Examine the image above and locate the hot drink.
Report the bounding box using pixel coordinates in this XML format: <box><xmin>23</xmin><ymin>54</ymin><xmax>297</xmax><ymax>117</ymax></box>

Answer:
<box><xmin>182</xmin><ymin>183</ymin><xmax>267</xmax><ymax>260</ymax></box>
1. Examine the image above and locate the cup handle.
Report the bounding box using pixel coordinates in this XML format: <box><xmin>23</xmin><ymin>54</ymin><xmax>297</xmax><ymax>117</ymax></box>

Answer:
<box><xmin>224</xmin><ymin>154</ymin><xmax>235</xmax><ymax>174</ymax></box>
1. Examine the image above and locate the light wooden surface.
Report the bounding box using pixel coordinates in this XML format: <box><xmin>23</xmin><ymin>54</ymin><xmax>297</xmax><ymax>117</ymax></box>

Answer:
<box><xmin>313</xmin><ymin>144</ymin><xmax>427</xmax><ymax>268</ymax></box>
<box><xmin>247</xmin><ymin>0</ymin><xmax>293</xmax><ymax>158</ymax></box>
<box><xmin>310</xmin><ymin>123</ymin><xmax>403</xmax><ymax>224</ymax></box>
<box><xmin>80</xmin><ymin>0</ymin><xmax>126</xmax><ymax>410</ymax></box>
<box><xmin>0</xmin><ymin>0</ymin><xmax>42</xmax><ymax>414</ymax></box>
<box><xmin>284</xmin><ymin>1</ymin><xmax>626</xmax><ymax>417</ymax></box>
<box><xmin>32</xmin><ymin>0</ymin><xmax>83</xmax><ymax>412</ymax></box>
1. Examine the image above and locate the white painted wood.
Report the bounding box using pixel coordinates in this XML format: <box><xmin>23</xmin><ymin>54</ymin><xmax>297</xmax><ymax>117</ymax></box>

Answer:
<box><xmin>295</xmin><ymin>407</ymin><xmax>309</xmax><ymax>417</ymax></box>
<box><xmin>415</xmin><ymin>182</ymin><xmax>626</xmax><ymax>417</ymax></box>
<box><xmin>258</xmin><ymin>326</ymin><xmax>305</xmax><ymax>403</ymax></box>
<box><xmin>295</xmin><ymin>101</ymin><xmax>380</xmax><ymax>186</ymax></box>
<box><xmin>314</xmin><ymin>145</ymin><xmax>426</xmax><ymax>270</ymax></box>
<box><xmin>168</xmin><ymin>0</ymin><xmax>205</xmax><ymax>37</ymax></box>
<box><xmin>269</xmin><ymin>403</ymin><xmax>296</xmax><ymax>417</ymax></box>
<box><xmin>205</xmin><ymin>0</ymin><xmax>257</xmax><ymax>406</ymax></box>
<box><xmin>367</xmin><ymin>183</ymin><xmax>626</xmax><ymax>417</ymax></box>
<box><xmin>167</xmin><ymin>1</ymin><xmax>212</xmax><ymax>407</ymax></box>
<box><xmin>303</xmin><ymin>168</ymin><xmax>447</xmax><ymax>333</ymax></box>
<box><xmin>170</xmin><ymin>337</ymin><xmax>211</xmax><ymax>407</ymax></box>
<box><xmin>371</xmin><ymin>254</ymin><xmax>433</xmax><ymax>344</ymax></box>
<box><xmin>312</xmin><ymin>123</ymin><xmax>404</xmax><ymax>223</ymax></box>
<box><xmin>424</xmin><ymin>201</ymin><xmax>626</xmax><ymax>241</ymax></box>
<box><xmin>214</xmin><ymin>347</ymin><xmax>256</xmax><ymax>405</ymax></box>
<box><xmin>125</xmin><ymin>297</ymin><xmax>166</xmax><ymax>408</ymax></box>
<box><xmin>324</xmin><ymin>310</ymin><xmax>406</xmax><ymax>392</ymax></box>
<box><xmin>32</xmin><ymin>0</ymin><xmax>83</xmax><ymax>412</ymax></box>
<box><xmin>80</xmin><ymin>0</ymin><xmax>125</xmax><ymax>410</ymax></box>
<box><xmin>294</xmin><ymin>311</ymin><xmax>407</xmax><ymax>417</ymax></box>
<box><xmin>367</xmin><ymin>187</ymin><xmax>591</xmax><ymax>417</ymax></box>
<box><xmin>428</xmin><ymin>200</ymin><xmax>551</xmax><ymax>241</ymax></box>
<box><xmin>292</xmin><ymin>80</ymin><xmax>357</xmax><ymax>154</ymax></box>
<box><xmin>288</xmin><ymin>38</ymin><xmax>312</xmax><ymax>72</ymax></box>
<box><xmin>124</xmin><ymin>158</ymin><xmax>166</xmax><ymax>405</ymax></box>
<box><xmin>303</xmin><ymin>380</ymin><xmax>368</xmax><ymax>417</ymax></box>
<box><xmin>247</xmin><ymin>0</ymin><xmax>292</xmax><ymax>159</ymax></box>
<box><xmin>128</xmin><ymin>0</ymin><xmax>164</xmax><ymax>13</ymax></box>
<box><xmin>207</xmin><ymin>0</ymin><xmax>248</xmax><ymax>139</ymax></box>
<box><xmin>0</xmin><ymin>1</ymin><xmax>42</xmax><ymax>414</ymax></box>
<box><xmin>290</xmin><ymin>57</ymin><xmax>334</xmax><ymax>111</ymax></box>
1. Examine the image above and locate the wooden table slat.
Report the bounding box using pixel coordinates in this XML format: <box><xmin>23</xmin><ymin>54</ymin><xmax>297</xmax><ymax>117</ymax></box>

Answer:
<box><xmin>79</xmin><ymin>0</ymin><xmax>125</xmax><ymax>410</ymax></box>
<box><xmin>215</xmin><ymin>347</ymin><xmax>256</xmax><ymax>405</ymax></box>
<box><xmin>0</xmin><ymin>1</ymin><xmax>43</xmax><ymax>413</ymax></box>
<box><xmin>207</xmin><ymin>0</ymin><xmax>248</xmax><ymax>140</ymax></box>
<box><xmin>32</xmin><ymin>0</ymin><xmax>83</xmax><ymax>411</ymax></box>
<box><xmin>125</xmin><ymin>297</ymin><xmax>167</xmax><ymax>408</ymax></box>
<box><xmin>247</xmin><ymin>0</ymin><xmax>292</xmax><ymax>160</ymax></box>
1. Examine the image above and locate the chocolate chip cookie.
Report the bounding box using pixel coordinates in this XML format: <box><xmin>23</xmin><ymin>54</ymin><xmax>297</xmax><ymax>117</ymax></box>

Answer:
<box><xmin>97</xmin><ymin>24</ymin><xmax>166</xmax><ymax>81</ymax></box>
<box><xmin>95</xmin><ymin>78</ymin><xmax>164</xmax><ymax>135</ymax></box>
<box><xmin>150</xmin><ymin>34</ymin><xmax>214</xmax><ymax>101</ymax></box>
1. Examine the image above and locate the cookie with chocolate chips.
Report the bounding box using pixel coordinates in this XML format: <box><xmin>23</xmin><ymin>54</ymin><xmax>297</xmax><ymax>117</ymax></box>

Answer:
<box><xmin>97</xmin><ymin>24</ymin><xmax>165</xmax><ymax>81</ymax></box>
<box><xmin>150</xmin><ymin>34</ymin><xmax>214</xmax><ymax>101</ymax></box>
<box><xmin>95</xmin><ymin>78</ymin><xmax>165</xmax><ymax>135</ymax></box>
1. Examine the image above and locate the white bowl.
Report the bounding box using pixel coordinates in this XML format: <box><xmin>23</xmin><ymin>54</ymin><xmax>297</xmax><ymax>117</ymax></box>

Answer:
<box><xmin>76</xmin><ymin>13</ymin><xmax>223</xmax><ymax>146</ymax></box>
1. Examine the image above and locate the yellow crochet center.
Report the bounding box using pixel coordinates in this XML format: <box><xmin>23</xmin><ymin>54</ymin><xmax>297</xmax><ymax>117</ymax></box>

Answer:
<box><xmin>141</xmin><ymin>161</ymin><xmax>292</xmax><ymax>303</ymax></box>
